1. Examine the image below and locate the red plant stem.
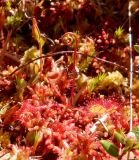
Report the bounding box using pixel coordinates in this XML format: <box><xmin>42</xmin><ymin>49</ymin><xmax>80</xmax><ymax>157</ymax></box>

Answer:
<box><xmin>61</xmin><ymin>32</ymin><xmax>79</xmax><ymax>106</ymax></box>
<box><xmin>0</xmin><ymin>30</ymin><xmax>12</xmax><ymax>56</ymax></box>
<box><xmin>71</xmin><ymin>35</ymin><xmax>78</xmax><ymax>106</ymax></box>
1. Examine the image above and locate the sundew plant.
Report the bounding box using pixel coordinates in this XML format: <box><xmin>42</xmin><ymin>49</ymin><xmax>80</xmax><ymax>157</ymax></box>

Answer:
<box><xmin>0</xmin><ymin>0</ymin><xmax>139</xmax><ymax>159</ymax></box>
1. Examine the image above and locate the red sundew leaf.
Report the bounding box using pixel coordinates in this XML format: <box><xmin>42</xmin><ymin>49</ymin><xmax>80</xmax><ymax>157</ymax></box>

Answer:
<box><xmin>15</xmin><ymin>102</ymin><xmax>37</xmax><ymax>115</ymax></box>
<box><xmin>88</xmin><ymin>98</ymin><xmax>122</xmax><ymax>110</ymax></box>
<box><xmin>14</xmin><ymin>102</ymin><xmax>45</xmax><ymax>128</ymax></box>
<box><xmin>14</xmin><ymin>102</ymin><xmax>44</xmax><ymax>122</ymax></box>
<box><xmin>2</xmin><ymin>105</ymin><xmax>19</xmax><ymax>125</ymax></box>
<box><xmin>87</xmin><ymin>98</ymin><xmax>122</xmax><ymax>117</ymax></box>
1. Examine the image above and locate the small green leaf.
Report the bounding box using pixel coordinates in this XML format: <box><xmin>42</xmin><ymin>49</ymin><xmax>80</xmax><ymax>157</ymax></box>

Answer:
<box><xmin>32</xmin><ymin>18</ymin><xmax>45</xmax><ymax>47</ymax></box>
<box><xmin>133</xmin><ymin>143</ymin><xmax>139</xmax><ymax>149</ymax></box>
<box><xmin>7</xmin><ymin>11</ymin><xmax>23</xmax><ymax>28</ymax></box>
<box><xmin>16</xmin><ymin>77</ymin><xmax>26</xmax><ymax>93</ymax></box>
<box><xmin>16</xmin><ymin>76</ymin><xmax>27</xmax><ymax>101</ymax></box>
<box><xmin>29</xmin><ymin>74</ymin><xmax>39</xmax><ymax>85</ymax></box>
<box><xmin>26</xmin><ymin>130</ymin><xmax>43</xmax><ymax>150</ymax></box>
<box><xmin>101</xmin><ymin>140</ymin><xmax>118</xmax><ymax>157</ymax></box>
<box><xmin>16</xmin><ymin>76</ymin><xmax>26</xmax><ymax>88</ymax></box>
<box><xmin>115</xmin><ymin>26</ymin><xmax>124</xmax><ymax>38</ymax></box>
<box><xmin>6</xmin><ymin>0</ymin><xmax>11</xmax><ymax>10</ymax></box>
<box><xmin>39</xmin><ymin>34</ymin><xmax>46</xmax><ymax>47</ymax></box>
<box><xmin>134</xmin><ymin>45</ymin><xmax>139</xmax><ymax>53</ymax></box>
<box><xmin>34</xmin><ymin>63</ymin><xmax>40</xmax><ymax>75</ymax></box>
<box><xmin>32</xmin><ymin>18</ymin><xmax>40</xmax><ymax>43</ymax></box>
<box><xmin>34</xmin><ymin>131</ymin><xmax>43</xmax><ymax>151</ymax></box>
<box><xmin>0</xmin><ymin>104</ymin><xmax>10</xmax><ymax>115</ymax></box>
<box><xmin>125</xmin><ymin>139</ymin><xmax>135</xmax><ymax>148</ymax></box>
<box><xmin>26</xmin><ymin>131</ymin><xmax>36</xmax><ymax>146</ymax></box>
<box><xmin>114</xmin><ymin>131</ymin><xmax>125</xmax><ymax>144</ymax></box>
<box><xmin>87</xmin><ymin>73</ymin><xmax>106</xmax><ymax>93</ymax></box>
<box><xmin>20</xmin><ymin>46</ymin><xmax>40</xmax><ymax>64</ymax></box>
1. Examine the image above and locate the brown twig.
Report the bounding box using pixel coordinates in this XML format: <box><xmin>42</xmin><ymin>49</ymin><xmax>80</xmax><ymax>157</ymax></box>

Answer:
<box><xmin>8</xmin><ymin>50</ymin><xmax>139</xmax><ymax>77</ymax></box>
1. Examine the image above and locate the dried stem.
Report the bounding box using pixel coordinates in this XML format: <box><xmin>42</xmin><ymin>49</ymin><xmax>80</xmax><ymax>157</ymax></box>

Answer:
<box><xmin>8</xmin><ymin>50</ymin><xmax>139</xmax><ymax>78</ymax></box>
<box><xmin>129</xmin><ymin>0</ymin><xmax>133</xmax><ymax>132</ymax></box>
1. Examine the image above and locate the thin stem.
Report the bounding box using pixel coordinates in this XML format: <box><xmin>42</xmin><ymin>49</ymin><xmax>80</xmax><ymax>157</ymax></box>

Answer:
<box><xmin>127</xmin><ymin>151</ymin><xmax>130</xmax><ymax>160</ymax></box>
<box><xmin>0</xmin><ymin>30</ymin><xmax>12</xmax><ymax>56</ymax></box>
<box><xmin>71</xmin><ymin>35</ymin><xmax>78</xmax><ymax>106</ymax></box>
<box><xmin>61</xmin><ymin>32</ymin><xmax>78</xmax><ymax>106</ymax></box>
<box><xmin>39</xmin><ymin>44</ymin><xmax>43</xmax><ymax>79</ymax></box>
<box><xmin>8</xmin><ymin>50</ymin><xmax>139</xmax><ymax>78</ymax></box>
<box><xmin>129</xmin><ymin>0</ymin><xmax>133</xmax><ymax>132</ymax></box>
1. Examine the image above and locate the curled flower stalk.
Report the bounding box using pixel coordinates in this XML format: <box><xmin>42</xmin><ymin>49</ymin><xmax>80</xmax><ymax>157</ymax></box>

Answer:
<box><xmin>61</xmin><ymin>32</ymin><xmax>79</xmax><ymax>106</ymax></box>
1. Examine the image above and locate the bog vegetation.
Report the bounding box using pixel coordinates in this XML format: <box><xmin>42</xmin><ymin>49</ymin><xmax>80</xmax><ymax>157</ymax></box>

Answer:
<box><xmin>0</xmin><ymin>0</ymin><xmax>139</xmax><ymax>159</ymax></box>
